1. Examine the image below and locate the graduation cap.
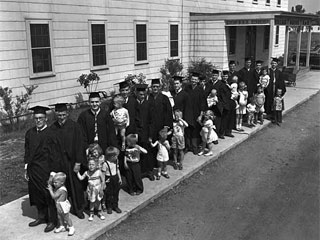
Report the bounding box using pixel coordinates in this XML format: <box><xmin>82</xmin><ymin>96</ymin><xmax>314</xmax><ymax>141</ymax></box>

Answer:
<box><xmin>173</xmin><ymin>75</ymin><xmax>184</xmax><ymax>82</ymax></box>
<box><xmin>88</xmin><ymin>92</ymin><xmax>101</xmax><ymax>99</ymax></box>
<box><xmin>49</xmin><ymin>103</ymin><xmax>68</xmax><ymax>112</ymax></box>
<box><xmin>118</xmin><ymin>80</ymin><xmax>130</xmax><ymax>89</ymax></box>
<box><xmin>29</xmin><ymin>106</ymin><xmax>50</xmax><ymax>114</ymax></box>
<box><xmin>271</xmin><ymin>57</ymin><xmax>279</xmax><ymax>63</ymax></box>
<box><xmin>135</xmin><ymin>84</ymin><xmax>148</xmax><ymax>91</ymax></box>
<box><xmin>151</xmin><ymin>78</ymin><xmax>161</xmax><ymax>85</ymax></box>
<box><xmin>244</xmin><ymin>57</ymin><xmax>252</xmax><ymax>62</ymax></box>
<box><xmin>256</xmin><ymin>60</ymin><xmax>263</xmax><ymax>64</ymax></box>
<box><xmin>222</xmin><ymin>70</ymin><xmax>229</xmax><ymax>76</ymax></box>
<box><xmin>212</xmin><ymin>69</ymin><xmax>220</xmax><ymax>75</ymax></box>
<box><xmin>191</xmin><ymin>71</ymin><xmax>200</xmax><ymax>77</ymax></box>
<box><xmin>229</xmin><ymin>60</ymin><xmax>236</xmax><ymax>65</ymax></box>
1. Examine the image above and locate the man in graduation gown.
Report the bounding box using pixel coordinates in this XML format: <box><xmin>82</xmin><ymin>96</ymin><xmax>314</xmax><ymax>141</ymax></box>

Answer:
<box><xmin>265</xmin><ymin>58</ymin><xmax>286</xmax><ymax>118</ymax></box>
<box><xmin>222</xmin><ymin>70</ymin><xmax>236</xmax><ymax>136</ymax></box>
<box><xmin>50</xmin><ymin>103</ymin><xmax>86</xmax><ymax>219</ymax></box>
<box><xmin>227</xmin><ymin>60</ymin><xmax>238</xmax><ymax>84</ymax></box>
<box><xmin>211</xmin><ymin>70</ymin><xmax>229</xmax><ymax>139</ymax></box>
<box><xmin>24</xmin><ymin>106</ymin><xmax>62</xmax><ymax>232</ymax></box>
<box><xmin>119</xmin><ymin>81</ymin><xmax>137</xmax><ymax>135</ymax></box>
<box><xmin>238</xmin><ymin>57</ymin><xmax>257</xmax><ymax>98</ymax></box>
<box><xmin>253</xmin><ymin>60</ymin><xmax>263</xmax><ymax>84</ymax></box>
<box><xmin>184</xmin><ymin>72</ymin><xmax>207</xmax><ymax>154</ymax></box>
<box><xmin>149</xmin><ymin>78</ymin><xmax>173</xmax><ymax>167</ymax></box>
<box><xmin>199</xmin><ymin>74</ymin><xmax>213</xmax><ymax>98</ymax></box>
<box><xmin>77</xmin><ymin>92</ymin><xmax>118</xmax><ymax>152</ymax></box>
<box><xmin>135</xmin><ymin>84</ymin><xmax>154</xmax><ymax>181</ymax></box>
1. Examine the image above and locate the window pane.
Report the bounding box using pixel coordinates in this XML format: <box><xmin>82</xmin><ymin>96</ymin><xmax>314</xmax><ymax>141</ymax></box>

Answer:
<box><xmin>92</xmin><ymin>24</ymin><xmax>105</xmax><ymax>45</ymax></box>
<box><xmin>137</xmin><ymin>42</ymin><xmax>147</xmax><ymax>61</ymax></box>
<box><xmin>32</xmin><ymin>48</ymin><xmax>52</xmax><ymax>73</ymax></box>
<box><xmin>136</xmin><ymin>24</ymin><xmax>146</xmax><ymax>42</ymax></box>
<box><xmin>264</xmin><ymin>26</ymin><xmax>270</xmax><ymax>49</ymax></box>
<box><xmin>275</xmin><ymin>26</ymin><xmax>279</xmax><ymax>44</ymax></box>
<box><xmin>170</xmin><ymin>41</ymin><xmax>178</xmax><ymax>57</ymax></box>
<box><xmin>30</xmin><ymin>24</ymin><xmax>50</xmax><ymax>48</ymax></box>
<box><xmin>229</xmin><ymin>27</ymin><xmax>236</xmax><ymax>54</ymax></box>
<box><xmin>93</xmin><ymin>45</ymin><xmax>106</xmax><ymax>66</ymax></box>
<box><xmin>170</xmin><ymin>25</ymin><xmax>178</xmax><ymax>41</ymax></box>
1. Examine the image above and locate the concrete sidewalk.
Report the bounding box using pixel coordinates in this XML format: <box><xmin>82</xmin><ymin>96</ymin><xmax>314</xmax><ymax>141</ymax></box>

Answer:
<box><xmin>1</xmin><ymin>71</ymin><xmax>319</xmax><ymax>240</ymax></box>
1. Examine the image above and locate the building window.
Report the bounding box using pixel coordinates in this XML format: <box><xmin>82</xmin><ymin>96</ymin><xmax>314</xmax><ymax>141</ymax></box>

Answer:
<box><xmin>27</xmin><ymin>20</ymin><xmax>54</xmax><ymax>78</ymax></box>
<box><xmin>277</xmin><ymin>0</ymin><xmax>281</xmax><ymax>6</ymax></box>
<box><xmin>264</xmin><ymin>25</ymin><xmax>270</xmax><ymax>50</ymax></box>
<box><xmin>275</xmin><ymin>25</ymin><xmax>279</xmax><ymax>45</ymax></box>
<box><xmin>170</xmin><ymin>24</ymin><xmax>179</xmax><ymax>58</ymax></box>
<box><xmin>135</xmin><ymin>22</ymin><xmax>148</xmax><ymax>64</ymax></box>
<box><xmin>229</xmin><ymin>27</ymin><xmax>237</xmax><ymax>55</ymax></box>
<box><xmin>252</xmin><ymin>0</ymin><xmax>258</xmax><ymax>4</ymax></box>
<box><xmin>89</xmin><ymin>21</ymin><xmax>107</xmax><ymax>69</ymax></box>
<box><xmin>266</xmin><ymin>0</ymin><xmax>270</xmax><ymax>5</ymax></box>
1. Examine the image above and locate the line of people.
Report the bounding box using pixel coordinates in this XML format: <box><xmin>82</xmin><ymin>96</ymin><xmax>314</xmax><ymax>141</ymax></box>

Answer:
<box><xmin>23</xmin><ymin>57</ymin><xmax>286</xmax><ymax>236</ymax></box>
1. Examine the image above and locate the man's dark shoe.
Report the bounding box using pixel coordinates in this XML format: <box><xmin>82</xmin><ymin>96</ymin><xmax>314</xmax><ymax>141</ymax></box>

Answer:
<box><xmin>148</xmin><ymin>174</ymin><xmax>155</xmax><ymax>181</ymax></box>
<box><xmin>112</xmin><ymin>207</ymin><xmax>122</xmax><ymax>214</ymax></box>
<box><xmin>29</xmin><ymin>219</ymin><xmax>46</xmax><ymax>227</ymax></box>
<box><xmin>225</xmin><ymin>133</ymin><xmax>234</xmax><ymax>138</ymax></box>
<box><xmin>135</xmin><ymin>191</ymin><xmax>143</xmax><ymax>195</ymax></box>
<box><xmin>76</xmin><ymin>212</ymin><xmax>85</xmax><ymax>219</ymax></box>
<box><xmin>44</xmin><ymin>223</ymin><xmax>55</xmax><ymax>232</ymax></box>
<box><xmin>218</xmin><ymin>135</ymin><xmax>225</xmax><ymax>139</ymax></box>
<box><xmin>107</xmin><ymin>208</ymin><xmax>112</xmax><ymax>214</ymax></box>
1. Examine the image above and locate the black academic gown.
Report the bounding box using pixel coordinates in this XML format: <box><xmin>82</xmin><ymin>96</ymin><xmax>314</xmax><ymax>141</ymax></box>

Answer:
<box><xmin>238</xmin><ymin>67</ymin><xmax>257</xmax><ymax>98</ymax></box>
<box><xmin>135</xmin><ymin>98</ymin><xmax>153</xmax><ymax>175</ymax></box>
<box><xmin>123</xmin><ymin>96</ymin><xmax>137</xmax><ymax>135</ymax></box>
<box><xmin>51</xmin><ymin>119</ymin><xmax>86</xmax><ymax>216</ymax></box>
<box><xmin>24</xmin><ymin>126</ymin><xmax>62</xmax><ymax>223</ymax></box>
<box><xmin>77</xmin><ymin>108</ymin><xmax>118</xmax><ymax>151</ymax></box>
<box><xmin>172</xmin><ymin>89</ymin><xmax>193</xmax><ymax>127</ymax></box>
<box><xmin>265</xmin><ymin>68</ymin><xmax>286</xmax><ymax>115</ymax></box>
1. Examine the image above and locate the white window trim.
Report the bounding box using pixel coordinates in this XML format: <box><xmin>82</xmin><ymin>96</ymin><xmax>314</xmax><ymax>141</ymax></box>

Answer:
<box><xmin>168</xmin><ymin>22</ymin><xmax>180</xmax><ymax>60</ymax></box>
<box><xmin>88</xmin><ymin>20</ymin><xmax>108</xmax><ymax>71</ymax></box>
<box><xmin>134</xmin><ymin>20</ymin><xmax>149</xmax><ymax>65</ymax></box>
<box><xmin>26</xmin><ymin>19</ymin><xmax>55</xmax><ymax>79</ymax></box>
<box><xmin>274</xmin><ymin>25</ymin><xmax>280</xmax><ymax>47</ymax></box>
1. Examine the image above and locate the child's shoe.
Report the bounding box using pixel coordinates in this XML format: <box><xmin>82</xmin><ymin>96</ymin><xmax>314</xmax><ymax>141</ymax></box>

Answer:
<box><xmin>213</xmin><ymin>140</ymin><xmax>218</xmax><ymax>145</ymax></box>
<box><xmin>173</xmin><ymin>162</ymin><xmax>178</xmax><ymax>170</ymax></box>
<box><xmin>54</xmin><ymin>226</ymin><xmax>66</xmax><ymax>233</ymax></box>
<box><xmin>204</xmin><ymin>151</ymin><xmax>213</xmax><ymax>156</ymax></box>
<box><xmin>97</xmin><ymin>212</ymin><xmax>105</xmax><ymax>220</ymax></box>
<box><xmin>156</xmin><ymin>173</ymin><xmax>161</xmax><ymax>180</ymax></box>
<box><xmin>102</xmin><ymin>203</ymin><xmax>107</xmax><ymax>212</ymax></box>
<box><xmin>161</xmin><ymin>172</ymin><xmax>170</xmax><ymax>179</ymax></box>
<box><xmin>88</xmin><ymin>213</ymin><xmax>94</xmax><ymax>221</ymax></box>
<box><xmin>178</xmin><ymin>163</ymin><xmax>183</xmax><ymax>170</ymax></box>
<box><xmin>198</xmin><ymin>151</ymin><xmax>204</xmax><ymax>156</ymax></box>
<box><xmin>68</xmin><ymin>226</ymin><xmax>75</xmax><ymax>236</ymax></box>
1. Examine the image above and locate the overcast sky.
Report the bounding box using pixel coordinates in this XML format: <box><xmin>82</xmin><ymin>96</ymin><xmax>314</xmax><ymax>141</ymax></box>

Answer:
<box><xmin>289</xmin><ymin>0</ymin><xmax>320</xmax><ymax>13</ymax></box>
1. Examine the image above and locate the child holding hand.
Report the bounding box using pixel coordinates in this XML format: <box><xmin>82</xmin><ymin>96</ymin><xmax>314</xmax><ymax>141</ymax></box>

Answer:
<box><xmin>110</xmin><ymin>95</ymin><xmax>130</xmax><ymax>150</ymax></box>
<box><xmin>47</xmin><ymin>172</ymin><xmax>75</xmax><ymax>236</ymax></box>
<box><xmin>150</xmin><ymin>128</ymin><xmax>171</xmax><ymax>180</ymax></box>
<box><xmin>236</xmin><ymin>81</ymin><xmax>248</xmax><ymax>131</ymax></box>
<box><xmin>246</xmin><ymin>97</ymin><xmax>256</xmax><ymax>127</ymax></box>
<box><xmin>198</xmin><ymin>110</ymin><xmax>218</xmax><ymax>156</ymax></box>
<box><xmin>77</xmin><ymin>158</ymin><xmax>105</xmax><ymax>221</ymax></box>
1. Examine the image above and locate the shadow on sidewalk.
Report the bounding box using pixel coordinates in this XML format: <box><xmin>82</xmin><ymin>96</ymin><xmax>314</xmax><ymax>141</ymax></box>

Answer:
<box><xmin>21</xmin><ymin>197</ymin><xmax>37</xmax><ymax>220</ymax></box>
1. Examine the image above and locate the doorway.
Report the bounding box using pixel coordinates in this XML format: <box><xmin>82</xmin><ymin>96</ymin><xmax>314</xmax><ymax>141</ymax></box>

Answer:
<box><xmin>245</xmin><ymin>26</ymin><xmax>257</xmax><ymax>62</ymax></box>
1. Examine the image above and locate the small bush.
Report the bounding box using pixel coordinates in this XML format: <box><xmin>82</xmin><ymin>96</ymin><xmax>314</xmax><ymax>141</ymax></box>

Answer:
<box><xmin>188</xmin><ymin>58</ymin><xmax>219</xmax><ymax>82</ymax></box>
<box><xmin>160</xmin><ymin>59</ymin><xmax>184</xmax><ymax>91</ymax></box>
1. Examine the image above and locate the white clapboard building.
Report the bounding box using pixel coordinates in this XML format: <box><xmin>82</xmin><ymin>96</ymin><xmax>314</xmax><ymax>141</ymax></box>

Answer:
<box><xmin>0</xmin><ymin>0</ymin><xmax>318</xmax><ymax>105</ymax></box>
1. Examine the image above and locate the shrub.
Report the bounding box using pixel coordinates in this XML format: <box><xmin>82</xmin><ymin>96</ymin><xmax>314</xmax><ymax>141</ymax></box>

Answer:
<box><xmin>187</xmin><ymin>58</ymin><xmax>219</xmax><ymax>82</ymax></box>
<box><xmin>77</xmin><ymin>71</ymin><xmax>100</xmax><ymax>93</ymax></box>
<box><xmin>160</xmin><ymin>59</ymin><xmax>184</xmax><ymax>91</ymax></box>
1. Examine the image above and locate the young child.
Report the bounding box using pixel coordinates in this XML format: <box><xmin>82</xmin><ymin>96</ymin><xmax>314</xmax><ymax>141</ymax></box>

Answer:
<box><xmin>150</xmin><ymin>128</ymin><xmax>171</xmax><ymax>180</ymax></box>
<box><xmin>198</xmin><ymin>110</ymin><xmax>218</xmax><ymax>156</ymax></box>
<box><xmin>77</xmin><ymin>158</ymin><xmax>105</xmax><ymax>221</ymax></box>
<box><xmin>103</xmin><ymin>146</ymin><xmax>122</xmax><ymax>214</ymax></box>
<box><xmin>236</xmin><ymin>81</ymin><xmax>248</xmax><ymax>131</ymax></box>
<box><xmin>246</xmin><ymin>97</ymin><xmax>256</xmax><ymax>127</ymax></box>
<box><xmin>124</xmin><ymin>134</ymin><xmax>147</xmax><ymax>195</ymax></box>
<box><xmin>110</xmin><ymin>95</ymin><xmax>130</xmax><ymax>150</ymax></box>
<box><xmin>87</xmin><ymin>143</ymin><xmax>106</xmax><ymax>172</ymax></box>
<box><xmin>47</xmin><ymin>172</ymin><xmax>75</xmax><ymax>236</ymax></box>
<box><xmin>254</xmin><ymin>85</ymin><xmax>266</xmax><ymax>124</ymax></box>
<box><xmin>259</xmin><ymin>68</ymin><xmax>270</xmax><ymax>89</ymax></box>
<box><xmin>171</xmin><ymin>109</ymin><xmax>188</xmax><ymax>170</ymax></box>
<box><xmin>207</xmin><ymin>88</ymin><xmax>219</xmax><ymax>108</ymax></box>
<box><xmin>273</xmin><ymin>88</ymin><xmax>285</xmax><ymax>126</ymax></box>
<box><xmin>226</xmin><ymin>75</ymin><xmax>239</xmax><ymax>109</ymax></box>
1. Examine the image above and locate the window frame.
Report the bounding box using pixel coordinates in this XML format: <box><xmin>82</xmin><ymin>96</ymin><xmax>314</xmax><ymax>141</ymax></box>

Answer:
<box><xmin>275</xmin><ymin>25</ymin><xmax>279</xmax><ymax>46</ymax></box>
<box><xmin>168</xmin><ymin>22</ymin><xmax>180</xmax><ymax>59</ymax></box>
<box><xmin>252</xmin><ymin>0</ymin><xmax>258</xmax><ymax>4</ymax></box>
<box><xmin>88</xmin><ymin>20</ymin><xmax>108</xmax><ymax>71</ymax></box>
<box><xmin>265</xmin><ymin>0</ymin><xmax>270</xmax><ymax>6</ymax></box>
<box><xmin>134</xmin><ymin>20</ymin><xmax>149</xmax><ymax>65</ymax></box>
<box><xmin>263</xmin><ymin>25</ymin><xmax>270</xmax><ymax>50</ymax></box>
<box><xmin>26</xmin><ymin>19</ymin><xmax>55</xmax><ymax>79</ymax></box>
<box><xmin>277</xmin><ymin>0</ymin><xmax>281</xmax><ymax>7</ymax></box>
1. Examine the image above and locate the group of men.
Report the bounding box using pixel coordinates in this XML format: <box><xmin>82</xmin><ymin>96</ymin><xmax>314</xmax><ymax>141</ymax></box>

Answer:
<box><xmin>24</xmin><ymin>57</ymin><xmax>286</xmax><ymax>232</ymax></box>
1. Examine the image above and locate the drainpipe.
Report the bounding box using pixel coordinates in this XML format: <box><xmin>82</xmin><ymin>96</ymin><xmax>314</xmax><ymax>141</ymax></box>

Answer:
<box><xmin>306</xmin><ymin>26</ymin><xmax>312</xmax><ymax>67</ymax></box>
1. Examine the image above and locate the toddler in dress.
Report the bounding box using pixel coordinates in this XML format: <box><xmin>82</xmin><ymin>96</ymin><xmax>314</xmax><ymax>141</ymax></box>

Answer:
<box><xmin>77</xmin><ymin>158</ymin><xmax>105</xmax><ymax>221</ymax></box>
<box><xmin>150</xmin><ymin>127</ymin><xmax>171</xmax><ymax>180</ymax></box>
<box><xmin>246</xmin><ymin>97</ymin><xmax>256</xmax><ymax>127</ymax></box>
<box><xmin>236</xmin><ymin>81</ymin><xmax>248</xmax><ymax>131</ymax></box>
<box><xmin>198</xmin><ymin>110</ymin><xmax>218</xmax><ymax>156</ymax></box>
<box><xmin>259</xmin><ymin>68</ymin><xmax>270</xmax><ymax>89</ymax></box>
<box><xmin>47</xmin><ymin>172</ymin><xmax>75</xmax><ymax>236</ymax></box>
<box><xmin>254</xmin><ymin>85</ymin><xmax>265</xmax><ymax>124</ymax></box>
<box><xmin>110</xmin><ymin>95</ymin><xmax>130</xmax><ymax>150</ymax></box>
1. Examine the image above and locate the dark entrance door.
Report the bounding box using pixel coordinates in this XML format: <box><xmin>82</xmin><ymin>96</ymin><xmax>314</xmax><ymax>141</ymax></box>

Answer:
<box><xmin>245</xmin><ymin>26</ymin><xmax>256</xmax><ymax>62</ymax></box>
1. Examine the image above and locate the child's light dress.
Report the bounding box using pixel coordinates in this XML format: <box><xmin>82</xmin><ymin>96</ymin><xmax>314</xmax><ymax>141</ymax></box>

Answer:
<box><xmin>85</xmin><ymin>170</ymin><xmax>103</xmax><ymax>202</ymax></box>
<box><xmin>55</xmin><ymin>186</ymin><xmax>71</xmax><ymax>214</ymax></box>
<box><xmin>236</xmin><ymin>90</ymin><xmax>248</xmax><ymax>114</ymax></box>
<box><xmin>259</xmin><ymin>75</ymin><xmax>270</xmax><ymax>88</ymax></box>
<box><xmin>200</xmin><ymin>119</ymin><xmax>218</xmax><ymax>143</ymax></box>
<box><xmin>156</xmin><ymin>140</ymin><xmax>170</xmax><ymax>162</ymax></box>
<box><xmin>110</xmin><ymin>107</ymin><xmax>129</xmax><ymax>129</ymax></box>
